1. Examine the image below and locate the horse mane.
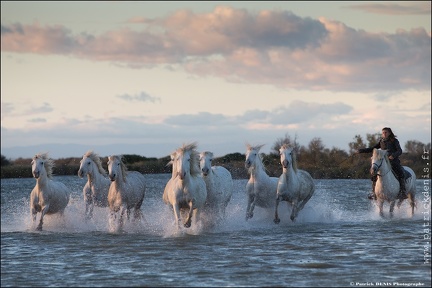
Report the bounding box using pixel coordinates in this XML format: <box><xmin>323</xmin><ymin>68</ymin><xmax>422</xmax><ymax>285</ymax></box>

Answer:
<box><xmin>33</xmin><ymin>152</ymin><xmax>54</xmax><ymax>179</ymax></box>
<box><xmin>177</xmin><ymin>142</ymin><xmax>201</xmax><ymax>176</ymax></box>
<box><xmin>281</xmin><ymin>144</ymin><xmax>298</xmax><ymax>173</ymax></box>
<box><xmin>109</xmin><ymin>155</ymin><xmax>128</xmax><ymax>182</ymax></box>
<box><xmin>84</xmin><ymin>150</ymin><xmax>107</xmax><ymax>176</ymax></box>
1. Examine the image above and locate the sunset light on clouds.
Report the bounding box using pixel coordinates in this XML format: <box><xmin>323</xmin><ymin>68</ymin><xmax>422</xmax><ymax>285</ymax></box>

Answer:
<box><xmin>1</xmin><ymin>1</ymin><xmax>430</xmax><ymax>159</ymax></box>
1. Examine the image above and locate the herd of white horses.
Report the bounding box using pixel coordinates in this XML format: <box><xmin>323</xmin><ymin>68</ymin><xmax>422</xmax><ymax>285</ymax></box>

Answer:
<box><xmin>29</xmin><ymin>143</ymin><xmax>417</xmax><ymax>231</ymax></box>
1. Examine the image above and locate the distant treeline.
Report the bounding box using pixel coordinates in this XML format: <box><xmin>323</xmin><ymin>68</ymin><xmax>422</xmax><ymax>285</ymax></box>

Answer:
<box><xmin>1</xmin><ymin>133</ymin><xmax>430</xmax><ymax>179</ymax></box>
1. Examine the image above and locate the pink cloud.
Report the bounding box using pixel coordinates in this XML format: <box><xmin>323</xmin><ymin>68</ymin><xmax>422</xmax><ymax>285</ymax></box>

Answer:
<box><xmin>1</xmin><ymin>6</ymin><xmax>430</xmax><ymax>92</ymax></box>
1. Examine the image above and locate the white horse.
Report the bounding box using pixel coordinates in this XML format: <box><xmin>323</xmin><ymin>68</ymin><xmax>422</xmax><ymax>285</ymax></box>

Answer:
<box><xmin>78</xmin><ymin>150</ymin><xmax>110</xmax><ymax>220</ymax></box>
<box><xmin>199</xmin><ymin>151</ymin><xmax>233</xmax><ymax>224</ymax></box>
<box><xmin>30</xmin><ymin>153</ymin><xmax>71</xmax><ymax>231</ymax></box>
<box><xmin>163</xmin><ymin>143</ymin><xmax>207</xmax><ymax>229</ymax></box>
<box><xmin>244</xmin><ymin>144</ymin><xmax>278</xmax><ymax>220</ymax></box>
<box><xmin>274</xmin><ymin>145</ymin><xmax>315</xmax><ymax>223</ymax></box>
<box><xmin>370</xmin><ymin>148</ymin><xmax>416</xmax><ymax>217</ymax></box>
<box><xmin>107</xmin><ymin>155</ymin><xmax>146</xmax><ymax>231</ymax></box>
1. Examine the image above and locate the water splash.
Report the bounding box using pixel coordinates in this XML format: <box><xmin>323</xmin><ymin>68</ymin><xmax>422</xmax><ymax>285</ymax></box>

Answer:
<box><xmin>1</xmin><ymin>177</ymin><xmax>426</xmax><ymax>237</ymax></box>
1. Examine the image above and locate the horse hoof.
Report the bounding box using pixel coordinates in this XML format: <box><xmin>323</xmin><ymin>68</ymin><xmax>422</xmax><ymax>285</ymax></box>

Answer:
<box><xmin>274</xmin><ymin>218</ymin><xmax>280</xmax><ymax>224</ymax></box>
<box><xmin>184</xmin><ymin>221</ymin><xmax>191</xmax><ymax>228</ymax></box>
<box><xmin>36</xmin><ymin>226</ymin><xmax>42</xmax><ymax>231</ymax></box>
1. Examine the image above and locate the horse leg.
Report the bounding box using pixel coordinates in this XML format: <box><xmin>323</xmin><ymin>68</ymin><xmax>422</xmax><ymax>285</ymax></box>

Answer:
<box><xmin>119</xmin><ymin>207</ymin><xmax>127</xmax><ymax>231</ymax></box>
<box><xmin>274</xmin><ymin>196</ymin><xmax>281</xmax><ymax>224</ymax></box>
<box><xmin>84</xmin><ymin>194</ymin><xmax>93</xmax><ymax>221</ymax></box>
<box><xmin>31</xmin><ymin>207</ymin><xmax>37</xmax><ymax>224</ymax></box>
<box><xmin>408</xmin><ymin>193</ymin><xmax>416</xmax><ymax>217</ymax></box>
<box><xmin>133</xmin><ymin>208</ymin><xmax>143</xmax><ymax>222</ymax></box>
<box><xmin>246</xmin><ymin>195</ymin><xmax>255</xmax><ymax>220</ymax></box>
<box><xmin>172</xmin><ymin>203</ymin><xmax>182</xmax><ymax>229</ymax></box>
<box><xmin>220</xmin><ymin>204</ymin><xmax>226</xmax><ymax>222</ymax></box>
<box><xmin>389</xmin><ymin>201</ymin><xmax>396</xmax><ymax>218</ymax></box>
<box><xmin>290</xmin><ymin>202</ymin><xmax>299</xmax><ymax>222</ymax></box>
<box><xmin>184</xmin><ymin>201</ymin><xmax>194</xmax><ymax>228</ymax></box>
<box><xmin>298</xmin><ymin>191</ymin><xmax>313</xmax><ymax>212</ymax></box>
<box><xmin>126</xmin><ymin>207</ymin><xmax>131</xmax><ymax>221</ymax></box>
<box><xmin>135</xmin><ymin>196</ymin><xmax>144</xmax><ymax>219</ymax></box>
<box><xmin>37</xmin><ymin>204</ymin><xmax>51</xmax><ymax>231</ymax></box>
<box><xmin>86</xmin><ymin>202</ymin><xmax>95</xmax><ymax>222</ymax></box>
<box><xmin>378</xmin><ymin>201</ymin><xmax>384</xmax><ymax>218</ymax></box>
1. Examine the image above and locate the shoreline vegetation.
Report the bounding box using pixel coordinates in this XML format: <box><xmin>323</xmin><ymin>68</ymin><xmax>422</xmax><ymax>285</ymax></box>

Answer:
<box><xmin>1</xmin><ymin>134</ymin><xmax>430</xmax><ymax>179</ymax></box>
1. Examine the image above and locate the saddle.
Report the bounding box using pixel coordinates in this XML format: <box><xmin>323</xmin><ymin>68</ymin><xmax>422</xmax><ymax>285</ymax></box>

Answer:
<box><xmin>403</xmin><ymin>169</ymin><xmax>411</xmax><ymax>180</ymax></box>
<box><xmin>392</xmin><ymin>168</ymin><xmax>411</xmax><ymax>180</ymax></box>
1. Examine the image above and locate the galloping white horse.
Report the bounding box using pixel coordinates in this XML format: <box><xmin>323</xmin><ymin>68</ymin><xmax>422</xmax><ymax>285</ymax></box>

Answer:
<box><xmin>30</xmin><ymin>153</ymin><xmax>71</xmax><ymax>231</ymax></box>
<box><xmin>199</xmin><ymin>151</ymin><xmax>233</xmax><ymax>223</ymax></box>
<box><xmin>370</xmin><ymin>148</ymin><xmax>416</xmax><ymax>217</ymax></box>
<box><xmin>274</xmin><ymin>145</ymin><xmax>315</xmax><ymax>223</ymax></box>
<box><xmin>163</xmin><ymin>143</ymin><xmax>207</xmax><ymax>229</ymax></box>
<box><xmin>78</xmin><ymin>150</ymin><xmax>110</xmax><ymax>220</ymax></box>
<box><xmin>107</xmin><ymin>155</ymin><xmax>146</xmax><ymax>231</ymax></box>
<box><xmin>244</xmin><ymin>144</ymin><xmax>278</xmax><ymax>220</ymax></box>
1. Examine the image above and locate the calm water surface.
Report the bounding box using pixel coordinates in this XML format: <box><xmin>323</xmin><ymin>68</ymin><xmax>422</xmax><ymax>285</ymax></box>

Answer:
<box><xmin>1</xmin><ymin>175</ymin><xmax>431</xmax><ymax>287</ymax></box>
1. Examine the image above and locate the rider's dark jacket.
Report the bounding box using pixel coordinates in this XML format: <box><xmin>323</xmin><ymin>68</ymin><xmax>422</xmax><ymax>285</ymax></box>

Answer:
<box><xmin>358</xmin><ymin>137</ymin><xmax>404</xmax><ymax>177</ymax></box>
<box><xmin>358</xmin><ymin>138</ymin><xmax>402</xmax><ymax>161</ymax></box>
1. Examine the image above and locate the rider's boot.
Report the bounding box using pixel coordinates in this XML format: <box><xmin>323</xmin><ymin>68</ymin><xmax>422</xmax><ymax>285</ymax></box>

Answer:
<box><xmin>368</xmin><ymin>179</ymin><xmax>377</xmax><ymax>200</ymax></box>
<box><xmin>397</xmin><ymin>177</ymin><xmax>408</xmax><ymax>200</ymax></box>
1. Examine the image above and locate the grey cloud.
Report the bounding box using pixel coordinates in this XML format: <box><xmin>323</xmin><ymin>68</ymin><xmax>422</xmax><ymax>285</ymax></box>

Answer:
<box><xmin>1</xmin><ymin>24</ymin><xmax>17</xmax><ymax>34</ymax></box>
<box><xmin>238</xmin><ymin>101</ymin><xmax>353</xmax><ymax>125</ymax></box>
<box><xmin>215</xmin><ymin>10</ymin><xmax>328</xmax><ymax>50</ymax></box>
<box><xmin>1</xmin><ymin>102</ymin><xmax>15</xmax><ymax>115</ymax></box>
<box><xmin>117</xmin><ymin>92</ymin><xmax>161</xmax><ymax>103</ymax></box>
<box><xmin>345</xmin><ymin>2</ymin><xmax>431</xmax><ymax>15</ymax></box>
<box><xmin>25</xmin><ymin>102</ymin><xmax>53</xmax><ymax>115</ymax></box>
<box><xmin>28</xmin><ymin>118</ymin><xmax>47</xmax><ymax>123</ymax></box>
<box><xmin>164</xmin><ymin>112</ymin><xmax>233</xmax><ymax>126</ymax></box>
<box><xmin>372</xmin><ymin>92</ymin><xmax>398</xmax><ymax>102</ymax></box>
<box><xmin>2</xmin><ymin>107</ymin><xmax>430</xmax><ymax>159</ymax></box>
<box><xmin>161</xmin><ymin>108</ymin><xmax>336</xmax><ymax>129</ymax></box>
<box><xmin>237</xmin><ymin>109</ymin><xmax>270</xmax><ymax>123</ymax></box>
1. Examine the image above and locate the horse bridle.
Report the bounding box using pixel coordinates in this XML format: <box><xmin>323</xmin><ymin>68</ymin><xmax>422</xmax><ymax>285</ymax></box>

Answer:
<box><xmin>372</xmin><ymin>157</ymin><xmax>390</xmax><ymax>177</ymax></box>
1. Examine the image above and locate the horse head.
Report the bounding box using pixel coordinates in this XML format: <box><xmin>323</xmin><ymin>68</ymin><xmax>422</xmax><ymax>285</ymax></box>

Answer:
<box><xmin>174</xmin><ymin>142</ymin><xmax>200</xmax><ymax>180</ymax></box>
<box><xmin>78</xmin><ymin>152</ymin><xmax>93</xmax><ymax>178</ymax></box>
<box><xmin>279</xmin><ymin>144</ymin><xmax>297</xmax><ymax>172</ymax></box>
<box><xmin>31</xmin><ymin>153</ymin><xmax>53</xmax><ymax>179</ymax></box>
<box><xmin>107</xmin><ymin>155</ymin><xmax>127</xmax><ymax>182</ymax></box>
<box><xmin>370</xmin><ymin>149</ymin><xmax>389</xmax><ymax>176</ymax></box>
<box><xmin>245</xmin><ymin>144</ymin><xmax>264</xmax><ymax>169</ymax></box>
<box><xmin>78</xmin><ymin>151</ymin><xmax>106</xmax><ymax>178</ymax></box>
<box><xmin>199</xmin><ymin>151</ymin><xmax>214</xmax><ymax>176</ymax></box>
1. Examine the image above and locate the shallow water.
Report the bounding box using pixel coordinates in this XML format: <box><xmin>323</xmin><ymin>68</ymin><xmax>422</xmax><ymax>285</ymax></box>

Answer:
<box><xmin>1</xmin><ymin>175</ymin><xmax>431</xmax><ymax>287</ymax></box>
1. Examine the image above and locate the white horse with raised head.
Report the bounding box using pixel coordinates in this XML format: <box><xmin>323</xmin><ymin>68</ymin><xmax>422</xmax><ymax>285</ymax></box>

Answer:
<box><xmin>274</xmin><ymin>144</ymin><xmax>315</xmax><ymax>223</ymax></box>
<box><xmin>30</xmin><ymin>152</ymin><xmax>71</xmax><ymax>231</ymax></box>
<box><xmin>199</xmin><ymin>151</ymin><xmax>233</xmax><ymax>224</ymax></box>
<box><xmin>163</xmin><ymin>143</ymin><xmax>207</xmax><ymax>230</ymax></box>
<box><xmin>107</xmin><ymin>155</ymin><xmax>146</xmax><ymax>231</ymax></box>
<box><xmin>370</xmin><ymin>148</ymin><xmax>416</xmax><ymax>217</ymax></box>
<box><xmin>244</xmin><ymin>144</ymin><xmax>278</xmax><ymax>220</ymax></box>
<box><xmin>78</xmin><ymin>150</ymin><xmax>110</xmax><ymax>220</ymax></box>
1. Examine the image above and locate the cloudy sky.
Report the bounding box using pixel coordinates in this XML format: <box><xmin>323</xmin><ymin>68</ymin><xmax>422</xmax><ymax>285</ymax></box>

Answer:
<box><xmin>1</xmin><ymin>1</ymin><xmax>431</xmax><ymax>159</ymax></box>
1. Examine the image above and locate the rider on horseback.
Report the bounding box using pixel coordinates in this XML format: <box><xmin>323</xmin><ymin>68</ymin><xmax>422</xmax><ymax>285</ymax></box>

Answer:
<box><xmin>356</xmin><ymin>127</ymin><xmax>407</xmax><ymax>201</ymax></box>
